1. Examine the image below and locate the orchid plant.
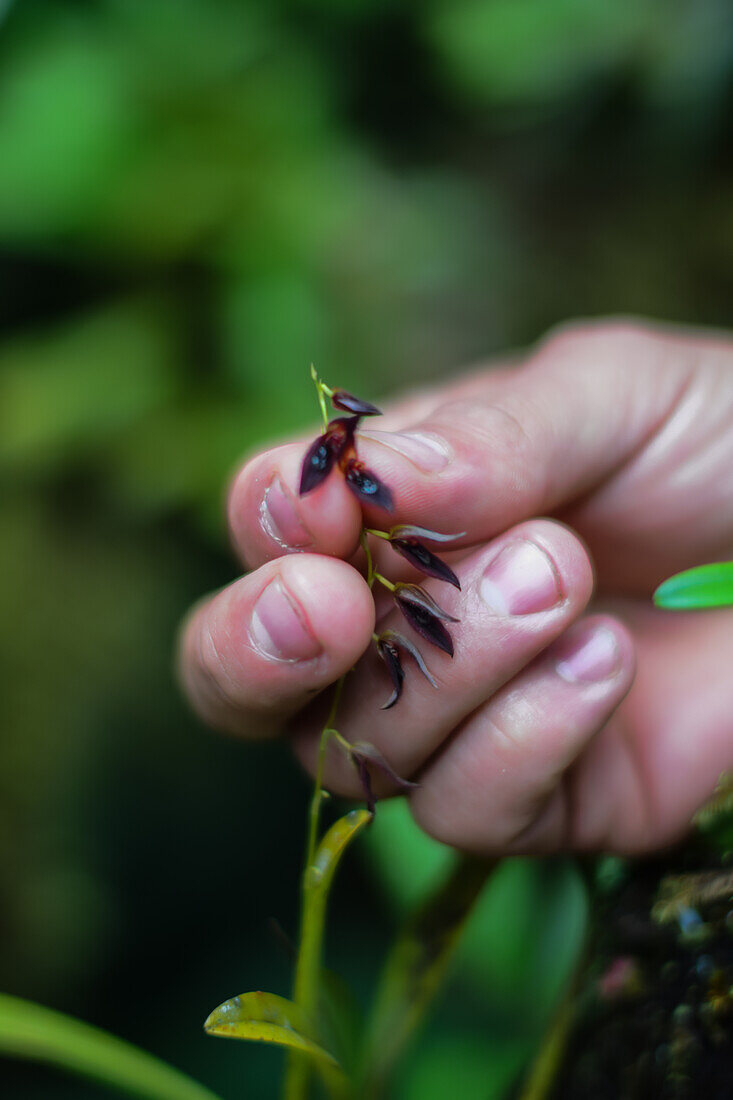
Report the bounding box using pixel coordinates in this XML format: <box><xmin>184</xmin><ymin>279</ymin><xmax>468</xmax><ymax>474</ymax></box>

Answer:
<box><xmin>202</xmin><ymin>369</ymin><xmax>495</xmax><ymax>1100</ymax></box>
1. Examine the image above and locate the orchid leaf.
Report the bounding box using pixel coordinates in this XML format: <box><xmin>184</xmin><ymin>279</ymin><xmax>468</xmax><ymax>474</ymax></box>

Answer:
<box><xmin>362</xmin><ymin>854</ymin><xmax>496</xmax><ymax>1096</ymax></box>
<box><xmin>204</xmin><ymin>990</ymin><xmax>337</xmax><ymax>1066</ymax></box>
<box><xmin>285</xmin><ymin>809</ymin><xmax>372</xmax><ymax>1098</ymax></box>
<box><xmin>653</xmin><ymin>562</ymin><xmax>733</xmax><ymax>609</ymax></box>
<box><xmin>0</xmin><ymin>992</ymin><xmax>221</xmax><ymax>1100</ymax></box>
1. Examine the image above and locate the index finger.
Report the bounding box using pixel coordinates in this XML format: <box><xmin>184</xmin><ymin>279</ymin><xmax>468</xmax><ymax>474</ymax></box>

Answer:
<box><xmin>229</xmin><ymin>323</ymin><xmax>694</xmax><ymax>572</ymax></box>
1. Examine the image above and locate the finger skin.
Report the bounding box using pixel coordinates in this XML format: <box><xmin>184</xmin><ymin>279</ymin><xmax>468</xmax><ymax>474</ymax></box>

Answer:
<box><xmin>228</xmin><ymin>321</ymin><xmax>732</xmax><ymax>592</ymax></box>
<box><xmin>178</xmin><ymin>555</ymin><xmax>374</xmax><ymax>737</ymax></box>
<box><xmin>292</xmin><ymin>518</ymin><xmax>595</xmax><ymax>795</ymax></box>
<box><xmin>409</xmin><ymin>615</ymin><xmax>636</xmax><ymax>855</ymax></box>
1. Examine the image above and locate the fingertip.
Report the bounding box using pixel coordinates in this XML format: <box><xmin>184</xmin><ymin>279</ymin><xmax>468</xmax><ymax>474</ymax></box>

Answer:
<box><xmin>228</xmin><ymin>443</ymin><xmax>363</xmax><ymax>568</ymax></box>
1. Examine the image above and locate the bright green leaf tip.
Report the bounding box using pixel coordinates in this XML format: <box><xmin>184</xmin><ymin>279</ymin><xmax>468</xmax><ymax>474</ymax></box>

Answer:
<box><xmin>653</xmin><ymin>562</ymin><xmax>733</xmax><ymax>610</ymax></box>
<box><xmin>0</xmin><ymin>992</ymin><xmax>222</xmax><ymax>1100</ymax></box>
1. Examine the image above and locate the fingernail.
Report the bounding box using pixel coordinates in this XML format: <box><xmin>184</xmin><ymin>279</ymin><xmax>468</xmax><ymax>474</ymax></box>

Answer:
<box><xmin>555</xmin><ymin>622</ymin><xmax>621</xmax><ymax>684</ymax></box>
<box><xmin>250</xmin><ymin>578</ymin><xmax>322</xmax><ymax>661</ymax></box>
<box><xmin>260</xmin><ymin>475</ymin><xmax>311</xmax><ymax>548</ymax></box>
<box><xmin>480</xmin><ymin>539</ymin><xmax>562</xmax><ymax>615</ymax></box>
<box><xmin>360</xmin><ymin>430</ymin><xmax>451</xmax><ymax>472</ymax></box>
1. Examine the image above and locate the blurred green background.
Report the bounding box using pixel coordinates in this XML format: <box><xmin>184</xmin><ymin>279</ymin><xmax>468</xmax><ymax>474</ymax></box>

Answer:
<box><xmin>2</xmin><ymin>1</ymin><xmax>733</xmax><ymax>1096</ymax></box>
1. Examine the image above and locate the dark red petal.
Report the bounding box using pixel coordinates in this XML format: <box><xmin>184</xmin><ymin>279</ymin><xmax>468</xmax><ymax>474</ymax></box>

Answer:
<box><xmin>299</xmin><ymin>417</ymin><xmax>360</xmax><ymax>495</ymax></box>
<box><xmin>378</xmin><ymin>629</ymin><xmax>437</xmax><ymax>688</ymax></box>
<box><xmin>299</xmin><ymin>433</ymin><xmax>337</xmax><ymax>494</ymax></box>
<box><xmin>350</xmin><ymin>741</ymin><xmax>418</xmax><ymax>813</ymax></box>
<box><xmin>354</xmin><ymin>754</ymin><xmax>376</xmax><ymax>815</ymax></box>
<box><xmin>392</xmin><ymin>539</ymin><xmax>461</xmax><ymax>589</ymax></box>
<box><xmin>389</xmin><ymin>525</ymin><xmax>466</xmax><ymax>543</ymax></box>
<box><xmin>331</xmin><ymin>390</ymin><xmax>382</xmax><ymax>417</ymax></box>
<box><xmin>376</xmin><ymin>638</ymin><xmax>405</xmax><ymax>709</ymax></box>
<box><xmin>396</xmin><ymin>594</ymin><xmax>454</xmax><ymax>656</ymax></box>
<box><xmin>394</xmin><ymin>583</ymin><xmax>459</xmax><ymax>622</ymax></box>
<box><xmin>343</xmin><ymin>458</ymin><xmax>394</xmax><ymax>511</ymax></box>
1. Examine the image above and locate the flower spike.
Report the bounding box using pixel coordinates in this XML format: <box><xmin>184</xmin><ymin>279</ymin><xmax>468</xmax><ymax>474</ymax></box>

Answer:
<box><xmin>331</xmin><ymin>390</ymin><xmax>383</xmax><ymax>417</ymax></box>
<box><xmin>343</xmin><ymin>457</ymin><xmax>394</xmax><ymax>511</ymax></box>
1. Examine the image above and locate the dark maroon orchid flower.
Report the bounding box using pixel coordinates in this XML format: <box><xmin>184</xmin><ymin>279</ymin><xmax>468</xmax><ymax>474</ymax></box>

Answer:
<box><xmin>343</xmin><ymin>457</ymin><xmax>394</xmax><ymax>511</ymax></box>
<box><xmin>299</xmin><ymin>416</ymin><xmax>359</xmax><ymax>495</ymax></box>
<box><xmin>394</xmin><ymin>583</ymin><xmax>457</xmax><ymax>657</ymax></box>
<box><xmin>349</xmin><ymin>741</ymin><xmax>418</xmax><ymax>814</ymax></box>
<box><xmin>331</xmin><ymin>390</ymin><xmax>382</xmax><ymax>417</ymax></box>
<box><xmin>376</xmin><ymin>629</ymin><xmax>437</xmax><ymax>708</ymax></box>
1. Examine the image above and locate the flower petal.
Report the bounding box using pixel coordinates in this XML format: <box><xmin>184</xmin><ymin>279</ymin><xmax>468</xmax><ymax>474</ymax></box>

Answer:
<box><xmin>389</xmin><ymin>525</ymin><xmax>466</xmax><ymax>543</ymax></box>
<box><xmin>391</xmin><ymin>539</ymin><xmax>461</xmax><ymax>589</ymax></box>
<box><xmin>331</xmin><ymin>390</ymin><xmax>382</xmax><ymax>417</ymax></box>
<box><xmin>378</xmin><ymin>629</ymin><xmax>438</xmax><ymax>688</ymax></box>
<box><xmin>298</xmin><ymin>417</ymin><xmax>359</xmax><ymax>495</ymax></box>
<box><xmin>349</xmin><ymin>741</ymin><xmax>418</xmax><ymax>813</ymax></box>
<box><xmin>376</xmin><ymin>637</ymin><xmax>405</xmax><ymax>709</ymax></box>
<box><xmin>343</xmin><ymin>458</ymin><xmax>394</xmax><ymax>511</ymax></box>
<box><xmin>394</xmin><ymin>583</ymin><xmax>459</xmax><ymax>622</ymax></box>
<box><xmin>395</xmin><ymin>587</ymin><xmax>455</xmax><ymax>656</ymax></box>
<box><xmin>299</xmin><ymin>433</ymin><xmax>337</xmax><ymax>494</ymax></box>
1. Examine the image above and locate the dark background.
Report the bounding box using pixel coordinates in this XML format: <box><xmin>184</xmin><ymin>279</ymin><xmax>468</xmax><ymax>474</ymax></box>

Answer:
<box><xmin>2</xmin><ymin>1</ymin><xmax>733</xmax><ymax>1096</ymax></box>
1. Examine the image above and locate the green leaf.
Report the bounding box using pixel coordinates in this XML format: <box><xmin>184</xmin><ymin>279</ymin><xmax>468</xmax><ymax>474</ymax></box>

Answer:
<box><xmin>204</xmin><ymin>990</ymin><xmax>339</xmax><ymax>1068</ymax></box>
<box><xmin>285</xmin><ymin>809</ymin><xmax>372</xmax><ymax>1099</ymax></box>
<box><xmin>0</xmin><ymin>992</ymin><xmax>221</xmax><ymax>1100</ymax></box>
<box><xmin>362</xmin><ymin>854</ymin><xmax>496</xmax><ymax>1096</ymax></box>
<box><xmin>653</xmin><ymin>562</ymin><xmax>733</xmax><ymax>609</ymax></box>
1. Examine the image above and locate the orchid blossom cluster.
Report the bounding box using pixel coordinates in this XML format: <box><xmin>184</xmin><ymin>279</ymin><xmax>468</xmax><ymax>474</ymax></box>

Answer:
<box><xmin>298</xmin><ymin>369</ymin><xmax>463</xmax><ymax>811</ymax></box>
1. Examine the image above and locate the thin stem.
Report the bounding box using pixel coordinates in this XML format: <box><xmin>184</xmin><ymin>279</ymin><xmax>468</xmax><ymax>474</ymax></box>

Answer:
<box><xmin>310</xmin><ymin>365</ymin><xmax>330</xmax><ymax>431</ymax></box>
<box><xmin>305</xmin><ymin>678</ymin><xmax>345</xmax><ymax>870</ymax></box>
<box><xmin>373</xmin><ymin>572</ymin><xmax>395</xmax><ymax>592</ymax></box>
<box><xmin>360</xmin><ymin>530</ymin><xmax>376</xmax><ymax>589</ymax></box>
<box><xmin>363</xmin><ymin>528</ymin><xmax>391</xmax><ymax>541</ymax></box>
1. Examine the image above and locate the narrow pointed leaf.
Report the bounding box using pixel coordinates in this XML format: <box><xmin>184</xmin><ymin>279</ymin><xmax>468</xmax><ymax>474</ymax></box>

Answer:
<box><xmin>0</xmin><ymin>993</ymin><xmax>222</xmax><ymax>1100</ymax></box>
<box><xmin>286</xmin><ymin>810</ymin><xmax>372</xmax><ymax>1097</ymax></box>
<box><xmin>653</xmin><ymin>562</ymin><xmax>733</xmax><ymax>609</ymax></box>
<box><xmin>331</xmin><ymin>390</ymin><xmax>382</xmax><ymax>416</ymax></box>
<box><xmin>363</xmin><ymin>856</ymin><xmax>496</xmax><ymax>1095</ymax></box>
<box><xmin>343</xmin><ymin>458</ymin><xmax>394</xmax><ymax>510</ymax></box>
<box><xmin>392</xmin><ymin>539</ymin><xmax>461</xmax><ymax>589</ymax></box>
<box><xmin>204</xmin><ymin>991</ymin><xmax>336</xmax><ymax>1065</ymax></box>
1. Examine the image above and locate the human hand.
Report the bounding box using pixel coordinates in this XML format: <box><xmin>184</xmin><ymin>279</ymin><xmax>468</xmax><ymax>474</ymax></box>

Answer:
<box><xmin>179</xmin><ymin>321</ymin><xmax>733</xmax><ymax>854</ymax></box>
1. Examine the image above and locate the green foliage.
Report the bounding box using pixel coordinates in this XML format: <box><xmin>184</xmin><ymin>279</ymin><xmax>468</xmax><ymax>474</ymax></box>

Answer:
<box><xmin>653</xmin><ymin>562</ymin><xmax>733</xmax><ymax>609</ymax></box>
<box><xmin>0</xmin><ymin>994</ymin><xmax>221</xmax><ymax>1100</ymax></box>
<box><xmin>1</xmin><ymin>0</ymin><xmax>732</xmax><ymax>1096</ymax></box>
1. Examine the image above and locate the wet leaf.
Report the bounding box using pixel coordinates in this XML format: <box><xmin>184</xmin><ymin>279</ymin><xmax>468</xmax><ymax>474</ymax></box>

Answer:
<box><xmin>0</xmin><ymin>993</ymin><xmax>222</xmax><ymax>1100</ymax></box>
<box><xmin>331</xmin><ymin>390</ymin><xmax>382</xmax><ymax>416</ymax></box>
<box><xmin>391</xmin><ymin>538</ymin><xmax>460</xmax><ymax>589</ymax></box>
<box><xmin>653</xmin><ymin>562</ymin><xmax>733</xmax><ymax>610</ymax></box>
<box><xmin>343</xmin><ymin>458</ymin><xmax>394</xmax><ymax>510</ymax></box>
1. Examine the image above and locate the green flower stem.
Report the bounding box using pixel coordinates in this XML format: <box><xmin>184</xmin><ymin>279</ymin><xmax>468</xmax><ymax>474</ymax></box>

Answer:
<box><xmin>373</xmin><ymin>572</ymin><xmax>395</xmax><ymax>592</ymax></box>
<box><xmin>305</xmin><ymin>678</ymin><xmax>345</xmax><ymax>870</ymax></box>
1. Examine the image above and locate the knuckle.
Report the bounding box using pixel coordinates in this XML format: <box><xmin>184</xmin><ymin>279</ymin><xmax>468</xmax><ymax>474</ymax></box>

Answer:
<box><xmin>536</xmin><ymin>316</ymin><xmax>661</xmax><ymax>365</ymax></box>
